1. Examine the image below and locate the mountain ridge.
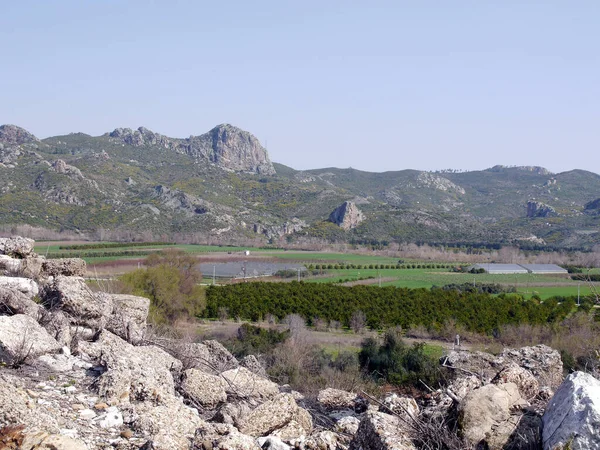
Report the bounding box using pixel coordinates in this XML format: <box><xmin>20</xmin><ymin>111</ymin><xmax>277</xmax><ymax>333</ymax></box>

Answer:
<box><xmin>1</xmin><ymin>123</ymin><xmax>599</xmax><ymax>249</ymax></box>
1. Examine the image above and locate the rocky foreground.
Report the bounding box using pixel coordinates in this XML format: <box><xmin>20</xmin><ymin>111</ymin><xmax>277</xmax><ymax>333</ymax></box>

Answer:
<box><xmin>1</xmin><ymin>236</ymin><xmax>600</xmax><ymax>450</ymax></box>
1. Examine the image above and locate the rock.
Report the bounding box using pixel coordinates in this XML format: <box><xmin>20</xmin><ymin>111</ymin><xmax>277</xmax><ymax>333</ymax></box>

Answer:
<box><xmin>178</xmin><ymin>339</ymin><xmax>239</xmax><ymax>373</ymax></box>
<box><xmin>328</xmin><ymin>201</ymin><xmax>365</xmax><ymax>230</ymax></box>
<box><xmin>527</xmin><ymin>201</ymin><xmax>557</xmax><ymax>218</ymax></box>
<box><xmin>0</xmin><ymin>125</ymin><xmax>39</xmax><ymax>145</ymax></box>
<box><xmin>106</xmin><ymin>294</ymin><xmax>150</xmax><ymax>343</ymax></box>
<box><xmin>41</xmin><ymin>276</ymin><xmax>113</xmax><ymax>328</ymax></box>
<box><xmin>240</xmin><ymin>354</ymin><xmax>268</xmax><ymax>378</ymax></box>
<box><xmin>257</xmin><ymin>436</ymin><xmax>291</xmax><ymax>450</ymax></box>
<box><xmin>349</xmin><ymin>411</ymin><xmax>416</xmax><ymax>450</ymax></box>
<box><xmin>0</xmin><ymin>236</ymin><xmax>35</xmax><ymax>258</ymax></box>
<box><xmin>20</xmin><ymin>431</ymin><xmax>88</xmax><ymax>450</ymax></box>
<box><xmin>0</xmin><ymin>375</ymin><xmax>59</xmax><ymax>432</ymax></box>
<box><xmin>128</xmin><ymin>396</ymin><xmax>204</xmax><ymax>450</ymax></box>
<box><xmin>41</xmin><ymin>258</ymin><xmax>87</xmax><ymax>277</ymax></box>
<box><xmin>492</xmin><ymin>363</ymin><xmax>540</xmax><ymax>400</ymax></box>
<box><xmin>78</xmin><ymin>330</ymin><xmax>181</xmax><ymax>404</ymax></box>
<box><xmin>335</xmin><ymin>415</ymin><xmax>361</xmax><ymax>435</ymax></box>
<box><xmin>459</xmin><ymin>382</ymin><xmax>528</xmax><ymax>450</ymax></box>
<box><xmin>0</xmin><ymin>314</ymin><xmax>61</xmax><ymax>364</ymax></box>
<box><xmin>20</xmin><ymin>256</ymin><xmax>44</xmax><ymax>279</ymax></box>
<box><xmin>193</xmin><ymin>422</ymin><xmax>260</xmax><ymax>449</ymax></box>
<box><xmin>303</xmin><ymin>430</ymin><xmax>339</xmax><ymax>450</ymax></box>
<box><xmin>180</xmin><ymin>369</ymin><xmax>228</xmax><ymax>409</ymax></box>
<box><xmin>317</xmin><ymin>388</ymin><xmax>366</xmax><ymax>412</ymax></box>
<box><xmin>97</xmin><ymin>405</ymin><xmax>124</xmax><ymax>428</ymax></box>
<box><xmin>379</xmin><ymin>394</ymin><xmax>419</xmax><ymax>418</ymax></box>
<box><xmin>39</xmin><ymin>309</ymin><xmax>73</xmax><ymax>347</ymax></box>
<box><xmin>0</xmin><ymin>286</ymin><xmax>42</xmax><ymax>317</ymax></box>
<box><xmin>238</xmin><ymin>393</ymin><xmax>312</xmax><ymax>438</ymax></box>
<box><xmin>498</xmin><ymin>345</ymin><xmax>563</xmax><ymax>389</ymax></box>
<box><xmin>221</xmin><ymin>367</ymin><xmax>279</xmax><ymax>401</ymax></box>
<box><xmin>542</xmin><ymin>371</ymin><xmax>600</xmax><ymax>450</ymax></box>
<box><xmin>0</xmin><ymin>254</ymin><xmax>21</xmax><ymax>276</ymax></box>
<box><xmin>187</xmin><ymin>124</ymin><xmax>276</xmax><ymax>175</ymax></box>
<box><xmin>212</xmin><ymin>401</ymin><xmax>252</xmax><ymax>427</ymax></box>
<box><xmin>0</xmin><ymin>276</ymin><xmax>39</xmax><ymax>298</ymax></box>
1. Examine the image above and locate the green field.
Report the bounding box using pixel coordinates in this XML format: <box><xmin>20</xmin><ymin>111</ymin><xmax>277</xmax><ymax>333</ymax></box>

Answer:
<box><xmin>34</xmin><ymin>241</ymin><xmax>598</xmax><ymax>300</ymax></box>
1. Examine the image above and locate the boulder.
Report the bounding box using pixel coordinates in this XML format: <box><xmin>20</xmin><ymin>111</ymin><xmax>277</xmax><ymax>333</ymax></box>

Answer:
<box><xmin>257</xmin><ymin>436</ymin><xmax>291</xmax><ymax>450</ymax></box>
<box><xmin>106</xmin><ymin>293</ymin><xmax>150</xmax><ymax>343</ymax></box>
<box><xmin>238</xmin><ymin>393</ymin><xmax>312</xmax><ymax>438</ymax></box>
<box><xmin>221</xmin><ymin>367</ymin><xmax>279</xmax><ymax>401</ymax></box>
<box><xmin>193</xmin><ymin>422</ymin><xmax>260</xmax><ymax>449</ymax></box>
<box><xmin>78</xmin><ymin>330</ymin><xmax>181</xmax><ymax>404</ymax></box>
<box><xmin>41</xmin><ymin>276</ymin><xmax>113</xmax><ymax>328</ymax></box>
<box><xmin>379</xmin><ymin>394</ymin><xmax>419</xmax><ymax>419</ymax></box>
<box><xmin>317</xmin><ymin>388</ymin><xmax>367</xmax><ymax>412</ymax></box>
<box><xmin>498</xmin><ymin>345</ymin><xmax>563</xmax><ymax>389</ymax></box>
<box><xmin>0</xmin><ymin>254</ymin><xmax>22</xmax><ymax>276</ymax></box>
<box><xmin>302</xmin><ymin>430</ymin><xmax>340</xmax><ymax>450</ymax></box>
<box><xmin>492</xmin><ymin>363</ymin><xmax>540</xmax><ymax>400</ymax></box>
<box><xmin>0</xmin><ymin>276</ymin><xmax>39</xmax><ymax>298</ymax></box>
<box><xmin>459</xmin><ymin>382</ymin><xmax>529</xmax><ymax>450</ymax></box>
<box><xmin>213</xmin><ymin>401</ymin><xmax>253</xmax><ymax>427</ymax></box>
<box><xmin>0</xmin><ymin>236</ymin><xmax>35</xmax><ymax>258</ymax></box>
<box><xmin>19</xmin><ymin>256</ymin><xmax>44</xmax><ymax>279</ymax></box>
<box><xmin>41</xmin><ymin>258</ymin><xmax>87</xmax><ymax>277</ymax></box>
<box><xmin>0</xmin><ymin>286</ymin><xmax>42</xmax><ymax>317</ymax></box>
<box><xmin>180</xmin><ymin>369</ymin><xmax>228</xmax><ymax>409</ymax></box>
<box><xmin>179</xmin><ymin>340</ymin><xmax>239</xmax><ymax>373</ymax></box>
<box><xmin>0</xmin><ymin>314</ymin><xmax>61</xmax><ymax>365</ymax></box>
<box><xmin>349</xmin><ymin>411</ymin><xmax>416</xmax><ymax>450</ymax></box>
<box><xmin>542</xmin><ymin>371</ymin><xmax>600</xmax><ymax>450</ymax></box>
<box><xmin>127</xmin><ymin>396</ymin><xmax>205</xmax><ymax>450</ymax></box>
<box><xmin>336</xmin><ymin>415</ymin><xmax>361</xmax><ymax>436</ymax></box>
<box><xmin>240</xmin><ymin>354</ymin><xmax>268</xmax><ymax>378</ymax></box>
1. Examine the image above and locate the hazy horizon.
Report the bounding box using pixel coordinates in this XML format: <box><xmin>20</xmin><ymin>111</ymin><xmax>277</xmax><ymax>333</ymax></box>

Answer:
<box><xmin>2</xmin><ymin>1</ymin><xmax>599</xmax><ymax>175</ymax></box>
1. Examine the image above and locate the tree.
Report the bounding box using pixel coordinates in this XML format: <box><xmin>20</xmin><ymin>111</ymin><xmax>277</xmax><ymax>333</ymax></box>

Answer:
<box><xmin>350</xmin><ymin>310</ymin><xmax>366</xmax><ymax>334</ymax></box>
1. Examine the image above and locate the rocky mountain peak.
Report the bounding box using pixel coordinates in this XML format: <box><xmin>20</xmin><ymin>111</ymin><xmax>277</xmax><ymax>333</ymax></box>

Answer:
<box><xmin>200</xmin><ymin>123</ymin><xmax>275</xmax><ymax>175</ymax></box>
<box><xmin>0</xmin><ymin>125</ymin><xmax>39</xmax><ymax>145</ymax></box>
<box><xmin>329</xmin><ymin>201</ymin><xmax>365</xmax><ymax>229</ymax></box>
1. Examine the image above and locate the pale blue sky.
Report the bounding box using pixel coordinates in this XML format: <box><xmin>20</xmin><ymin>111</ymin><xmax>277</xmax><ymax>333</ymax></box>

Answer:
<box><xmin>2</xmin><ymin>1</ymin><xmax>599</xmax><ymax>174</ymax></box>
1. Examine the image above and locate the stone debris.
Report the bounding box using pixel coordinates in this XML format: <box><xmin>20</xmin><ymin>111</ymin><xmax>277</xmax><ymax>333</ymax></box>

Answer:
<box><xmin>0</xmin><ymin>236</ymin><xmax>591</xmax><ymax>450</ymax></box>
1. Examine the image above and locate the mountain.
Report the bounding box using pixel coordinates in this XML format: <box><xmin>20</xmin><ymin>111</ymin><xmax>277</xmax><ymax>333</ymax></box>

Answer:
<box><xmin>0</xmin><ymin>124</ymin><xmax>599</xmax><ymax>249</ymax></box>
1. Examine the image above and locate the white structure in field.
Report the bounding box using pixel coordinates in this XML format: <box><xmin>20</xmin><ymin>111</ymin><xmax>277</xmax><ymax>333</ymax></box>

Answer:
<box><xmin>469</xmin><ymin>263</ymin><xmax>567</xmax><ymax>274</ymax></box>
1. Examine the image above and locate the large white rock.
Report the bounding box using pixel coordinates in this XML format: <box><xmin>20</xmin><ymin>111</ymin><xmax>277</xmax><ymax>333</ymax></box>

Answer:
<box><xmin>0</xmin><ymin>236</ymin><xmax>35</xmax><ymax>258</ymax></box>
<box><xmin>0</xmin><ymin>314</ymin><xmax>61</xmax><ymax>364</ymax></box>
<box><xmin>0</xmin><ymin>276</ymin><xmax>39</xmax><ymax>298</ymax></box>
<box><xmin>105</xmin><ymin>293</ymin><xmax>150</xmax><ymax>343</ymax></box>
<box><xmin>41</xmin><ymin>276</ymin><xmax>112</xmax><ymax>328</ymax></box>
<box><xmin>542</xmin><ymin>371</ymin><xmax>600</xmax><ymax>450</ymax></box>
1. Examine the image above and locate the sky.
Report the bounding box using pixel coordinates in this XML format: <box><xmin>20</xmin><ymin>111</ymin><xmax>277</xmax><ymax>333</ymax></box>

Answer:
<box><xmin>1</xmin><ymin>1</ymin><xmax>599</xmax><ymax>175</ymax></box>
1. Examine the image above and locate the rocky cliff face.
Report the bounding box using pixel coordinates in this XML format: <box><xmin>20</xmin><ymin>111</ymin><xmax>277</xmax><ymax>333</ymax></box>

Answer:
<box><xmin>527</xmin><ymin>201</ymin><xmax>557</xmax><ymax>218</ymax></box>
<box><xmin>108</xmin><ymin>124</ymin><xmax>275</xmax><ymax>175</ymax></box>
<box><xmin>0</xmin><ymin>124</ymin><xmax>39</xmax><ymax>146</ymax></box>
<box><xmin>329</xmin><ymin>201</ymin><xmax>364</xmax><ymax>230</ymax></box>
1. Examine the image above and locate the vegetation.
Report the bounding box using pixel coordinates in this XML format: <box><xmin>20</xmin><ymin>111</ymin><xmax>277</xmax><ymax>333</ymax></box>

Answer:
<box><xmin>359</xmin><ymin>328</ymin><xmax>444</xmax><ymax>388</ymax></box>
<box><xmin>205</xmin><ymin>282</ymin><xmax>577</xmax><ymax>334</ymax></box>
<box><xmin>120</xmin><ymin>249</ymin><xmax>205</xmax><ymax>324</ymax></box>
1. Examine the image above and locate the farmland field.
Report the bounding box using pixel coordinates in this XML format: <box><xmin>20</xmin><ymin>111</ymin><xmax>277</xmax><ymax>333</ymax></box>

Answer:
<box><xmin>35</xmin><ymin>241</ymin><xmax>598</xmax><ymax>300</ymax></box>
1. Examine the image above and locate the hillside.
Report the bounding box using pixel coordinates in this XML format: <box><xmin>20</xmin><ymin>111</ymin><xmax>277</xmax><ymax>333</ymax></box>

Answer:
<box><xmin>1</xmin><ymin>124</ymin><xmax>599</xmax><ymax>249</ymax></box>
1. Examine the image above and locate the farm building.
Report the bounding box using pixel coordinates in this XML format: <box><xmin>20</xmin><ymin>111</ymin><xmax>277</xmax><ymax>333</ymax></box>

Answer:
<box><xmin>519</xmin><ymin>264</ymin><xmax>568</xmax><ymax>274</ymax></box>
<box><xmin>469</xmin><ymin>264</ymin><xmax>528</xmax><ymax>274</ymax></box>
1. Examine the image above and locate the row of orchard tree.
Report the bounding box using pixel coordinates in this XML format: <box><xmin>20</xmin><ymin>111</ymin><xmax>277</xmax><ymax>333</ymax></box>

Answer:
<box><xmin>205</xmin><ymin>282</ymin><xmax>578</xmax><ymax>334</ymax></box>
